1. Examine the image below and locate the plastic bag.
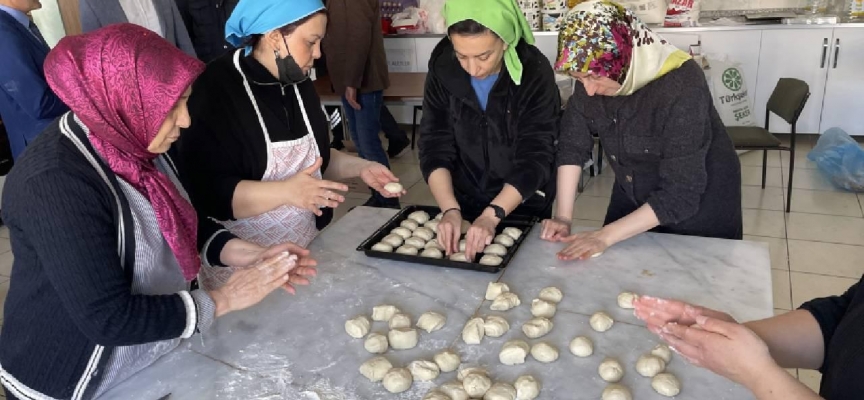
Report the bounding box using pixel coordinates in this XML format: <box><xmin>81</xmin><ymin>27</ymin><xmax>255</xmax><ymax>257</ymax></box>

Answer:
<box><xmin>617</xmin><ymin>0</ymin><xmax>668</xmax><ymax>24</ymax></box>
<box><xmin>808</xmin><ymin>128</ymin><xmax>864</xmax><ymax>192</ymax></box>
<box><xmin>704</xmin><ymin>56</ymin><xmax>757</xmax><ymax>127</ymax></box>
<box><xmin>392</xmin><ymin>7</ymin><xmax>428</xmax><ymax>34</ymax></box>
<box><xmin>665</xmin><ymin>0</ymin><xmax>701</xmax><ymax>27</ymax></box>
<box><xmin>418</xmin><ymin>0</ymin><xmax>446</xmax><ymax>34</ymax></box>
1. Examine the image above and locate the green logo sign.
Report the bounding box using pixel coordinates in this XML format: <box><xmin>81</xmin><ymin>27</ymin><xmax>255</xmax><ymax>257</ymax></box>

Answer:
<box><xmin>722</xmin><ymin>67</ymin><xmax>743</xmax><ymax>91</ymax></box>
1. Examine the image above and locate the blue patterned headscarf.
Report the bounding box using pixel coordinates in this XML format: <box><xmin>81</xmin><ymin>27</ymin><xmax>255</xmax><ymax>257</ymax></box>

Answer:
<box><xmin>225</xmin><ymin>0</ymin><xmax>325</xmax><ymax>55</ymax></box>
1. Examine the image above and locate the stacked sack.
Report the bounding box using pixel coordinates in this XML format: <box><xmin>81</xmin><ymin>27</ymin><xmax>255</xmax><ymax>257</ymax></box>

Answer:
<box><xmin>541</xmin><ymin>0</ymin><xmax>568</xmax><ymax>31</ymax></box>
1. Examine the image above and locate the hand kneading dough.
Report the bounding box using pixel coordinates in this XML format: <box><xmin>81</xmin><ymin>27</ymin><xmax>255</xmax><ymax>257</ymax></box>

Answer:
<box><xmin>345</xmin><ymin>315</ymin><xmax>370</xmax><ymax>338</ymax></box>
<box><xmin>493</xmin><ymin>234</ymin><xmax>515</xmax><ymax>247</ymax></box>
<box><xmin>434</xmin><ymin>350</ymin><xmax>461</xmax><ymax>373</ymax></box>
<box><xmin>400</xmin><ymin>219</ymin><xmax>419</xmax><ymax>230</ymax></box>
<box><xmin>569</xmin><ymin>336</ymin><xmax>594</xmax><ymax>357</ymax></box>
<box><xmin>388</xmin><ymin>313</ymin><xmax>412</xmax><ymax>329</ymax></box>
<box><xmin>538</xmin><ymin>287</ymin><xmax>563</xmax><ymax>303</ymax></box>
<box><xmin>408</xmin><ymin>210</ymin><xmax>431</xmax><ymax>224</ymax></box>
<box><xmin>424</xmin><ymin>220</ymin><xmax>440</xmax><ymax>231</ymax></box>
<box><xmin>499</xmin><ymin>340</ymin><xmax>530</xmax><ymax>365</ymax></box>
<box><xmin>381</xmin><ymin>234</ymin><xmax>404</xmax><ymax>247</ymax></box>
<box><xmin>521</xmin><ymin>317</ymin><xmax>553</xmax><ymax>338</ymax></box>
<box><xmin>636</xmin><ymin>354</ymin><xmax>666</xmax><ymax>377</ymax></box>
<box><xmin>530</xmin><ymin>299</ymin><xmax>556</xmax><ymax>318</ymax></box>
<box><xmin>423</xmin><ymin>391</ymin><xmax>451</xmax><ymax>400</ymax></box>
<box><xmin>382</xmin><ymin>367</ymin><xmax>413</xmax><ymax>394</ymax></box>
<box><xmin>392</xmin><ymin>227</ymin><xmax>413</xmax><ymax>239</ymax></box>
<box><xmin>598</xmin><ymin>358</ymin><xmax>625</xmax><ymax>382</ymax></box>
<box><xmin>483</xmin><ymin>315</ymin><xmax>510</xmax><ymax>337</ymax></box>
<box><xmin>485</xmin><ymin>282</ymin><xmax>510</xmax><ymax>300</ymax></box>
<box><xmin>457</xmin><ymin>367</ymin><xmax>488</xmax><ymax>382</ymax></box>
<box><xmin>364</xmin><ymin>332</ymin><xmax>388</xmax><ymax>354</ymax></box>
<box><xmin>490</xmin><ymin>292</ymin><xmax>521</xmax><ymax>311</ymax></box>
<box><xmin>417</xmin><ymin>311</ymin><xmax>446</xmax><ymax>333</ymax></box>
<box><xmin>359</xmin><ymin>356</ymin><xmax>392</xmax><ymax>382</ymax></box>
<box><xmin>484</xmin><ymin>382</ymin><xmax>517</xmax><ymax>400</ymax></box>
<box><xmin>590</xmin><ymin>312</ymin><xmax>615</xmax><ymax>332</ymax></box>
<box><xmin>440</xmin><ymin>381</ymin><xmax>470</xmax><ymax>400</ymax></box>
<box><xmin>462</xmin><ymin>318</ymin><xmax>485</xmax><ymax>344</ymax></box>
<box><xmin>450</xmin><ymin>252</ymin><xmax>469</xmax><ymax>262</ymax></box>
<box><xmin>395</xmin><ymin>245</ymin><xmax>419</xmax><ymax>255</ymax></box>
<box><xmin>408</xmin><ymin>360</ymin><xmax>441</xmax><ymax>381</ymax></box>
<box><xmin>405</xmin><ymin>237</ymin><xmax>426</xmax><ymax>249</ymax></box>
<box><xmin>602</xmin><ymin>384</ymin><xmax>632</xmax><ymax>400</ymax></box>
<box><xmin>372</xmin><ymin>304</ymin><xmax>400</xmax><ymax>321</ymax></box>
<box><xmin>502</xmin><ymin>227</ymin><xmax>523</xmax><ymax>240</ymax></box>
<box><xmin>484</xmin><ymin>243</ymin><xmax>508</xmax><ymax>256</ymax></box>
<box><xmin>651</xmin><ymin>373</ymin><xmax>681</xmax><ymax>397</ymax></box>
<box><xmin>462</xmin><ymin>373</ymin><xmax>492</xmax><ymax>398</ymax></box>
<box><xmin>384</xmin><ymin>182</ymin><xmax>404</xmax><ymax>194</ymax></box>
<box><xmin>617</xmin><ymin>292</ymin><xmax>637</xmax><ymax>309</ymax></box>
<box><xmin>458</xmin><ymin>239</ymin><xmax>467</xmax><ymax>252</ymax></box>
<box><xmin>371</xmin><ymin>243</ymin><xmax>394</xmax><ymax>252</ymax></box>
<box><xmin>514</xmin><ymin>375</ymin><xmax>540</xmax><ymax>400</ymax></box>
<box><xmin>479</xmin><ymin>255</ymin><xmax>503</xmax><ymax>266</ymax></box>
<box><xmin>425</xmin><ymin>240</ymin><xmax>445</xmax><ymax>250</ymax></box>
<box><xmin>414</xmin><ymin>227</ymin><xmax>435</xmax><ymax>241</ymax></box>
<box><xmin>388</xmin><ymin>328</ymin><xmax>419</xmax><ymax>350</ymax></box>
<box><xmin>530</xmin><ymin>342</ymin><xmax>559</xmax><ymax>363</ymax></box>
<box><xmin>421</xmin><ymin>248</ymin><xmax>444</xmax><ymax>259</ymax></box>
<box><xmin>651</xmin><ymin>344</ymin><xmax>673</xmax><ymax>364</ymax></box>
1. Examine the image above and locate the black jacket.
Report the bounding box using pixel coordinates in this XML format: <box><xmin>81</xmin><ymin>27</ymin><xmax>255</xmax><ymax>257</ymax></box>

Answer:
<box><xmin>418</xmin><ymin>38</ymin><xmax>559</xmax><ymax>219</ymax></box>
<box><xmin>176</xmin><ymin>0</ymin><xmax>238</xmax><ymax>63</ymax></box>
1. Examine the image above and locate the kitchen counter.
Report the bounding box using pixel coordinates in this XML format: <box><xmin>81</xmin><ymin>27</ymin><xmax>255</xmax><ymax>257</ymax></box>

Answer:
<box><xmin>99</xmin><ymin>207</ymin><xmax>773</xmax><ymax>399</ymax></box>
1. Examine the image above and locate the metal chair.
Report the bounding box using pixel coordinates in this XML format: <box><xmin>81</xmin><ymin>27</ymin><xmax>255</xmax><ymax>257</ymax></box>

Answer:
<box><xmin>726</xmin><ymin>78</ymin><xmax>810</xmax><ymax>213</ymax></box>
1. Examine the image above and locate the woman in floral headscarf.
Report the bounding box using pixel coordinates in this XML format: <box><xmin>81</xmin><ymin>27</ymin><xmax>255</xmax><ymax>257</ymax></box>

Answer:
<box><xmin>541</xmin><ymin>1</ymin><xmax>742</xmax><ymax>261</ymax></box>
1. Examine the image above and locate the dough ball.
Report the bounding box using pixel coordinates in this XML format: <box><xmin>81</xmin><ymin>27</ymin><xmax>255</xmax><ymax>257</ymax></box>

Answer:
<box><xmin>372</xmin><ymin>304</ymin><xmax>401</xmax><ymax>322</ymax></box>
<box><xmin>414</xmin><ymin>227</ymin><xmax>435</xmax><ymax>241</ymax></box>
<box><xmin>345</xmin><ymin>315</ymin><xmax>370</xmax><ymax>339</ymax></box>
<box><xmin>499</xmin><ymin>340</ymin><xmax>530</xmax><ymax>366</ymax></box>
<box><xmin>538</xmin><ymin>287</ymin><xmax>563</xmax><ymax>303</ymax></box>
<box><xmin>381</xmin><ymin>234</ymin><xmax>404</xmax><ymax>247</ymax></box>
<box><xmin>405</xmin><ymin>237</ymin><xmax>426</xmax><ymax>249</ymax></box>
<box><xmin>433</xmin><ymin>350</ymin><xmax>461</xmax><ymax>373</ymax></box>
<box><xmin>484</xmin><ymin>243</ymin><xmax>508</xmax><ymax>257</ymax></box>
<box><xmin>484</xmin><ymin>382</ymin><xmax>517</xmax><ymax>400</ymax></box>
<box><xmin>423</xmin><ymin>390</ymin><xmax>451</xmax><ymax>400</ymax></box>
<box><xmin>391</xmin><ymin>227</ymin><xmax>413</xmax><ymax>239</ymax></box>
<box><xmin>409</xmin><ymin>360</ymin><xmax>441</xmax><ymax>381</ymax></box>
<box><xmin>425</xmin><ymin>240</ymin><xmax>445</xmax><ymax>250</ymax></box>
<box><xmin>458</xmin><ymin>239</ymin><xmax>467</xmax><ymax>252</ymax></box>
<box><xmin>485</xmin><ymin>282</ymin><xmax>510</xmax><ymax>301</ymax></box>
<box><xmin>514</xmin><ymin>375</ymin><xmax>540</xmax><ymax>400</ymax></box>
<box><xmin>530</xmin><ymin>342</ymin><xmax>559</xmax><ymax>363</ymax></box>
<box><xmin>408</xmin><ymin>210</ymin><xmax>431</xmax><ymax>224</ymax></box>
<box><xmin>450</xmin><ymin>252</ymin><xmax>469</xmax><ymax>262</ymax></box>
<box><xmin>371</xmin><ymin>242</ymin><xmax>394</xmax><ymax>252</ymax></box>
<box><xmin>417</xmin><ymin>311</ymin><xmax>447</xmax><ymax>333</ymax></box>
<box><xmin>479</xmin><ymin>255</ymin><xmax>503</xmax><ymax>266</ymax></box>
<box><xmin>569</xmin><ymin>336</ymin><xmax>594</xmax><ymax>357</ymax></box>
<box><xmin>490</xmin><ymin>292</ymin><xmax>521</xmax><ymax>311</ymax></box>
<box><xmin>651</xmin><ymin>344</ymin><xmax>673</xmax><ymax>364</ymax></box>
<box><xmin>598</xmin><ymin>358</ymin><xmax>624</xmax><ymax>382</ymax></box>
<box><xmin>636</xmin><ymin>354</ymin><xmax>666</xmax><ymax>377</ymax></box>
<box><xmin>457</xmin><ymin>366</ymin><xmax>488</xmax><ymax>381</ymax></box>
<box><xmin>502</xmin><ymin>227</ymin><xmax>523</xmax><ymax>240</ymax></box>
<box><xmin>651</xmin><ymin>373</ymin><xmax>681</xmax><ymax>397</ymax></box>
<box><xmin>601</xmin><ymin>384</ymin><xmax>632</xmax><ymax>400</ymax></box>
<box><xmin>493</xmin><ymin>234</ymin><xmax>515</xmax><ymax>247</ymax></box>
<box><xmin>483</xmin><ymin>315</ymin><xmax>510</xmax><ymax>338</ymax></box>
<box><xmin>364</xmin><ymin>332</ymin><xmax>388</xmax><ymax>354</ymax></box>
<box><xmin>440</xmin><ymin>381</ymin><xmax>470</xmax><ymax>400</ymax></box>
<box><xmin>384</xmin><ymin>182</ymin><xmax>404</xmax><ymax>194</ymax></box>
<box><xmin>395</xmin><ymin>245</ymin><xmax>419</xmax><ymax>255</ymax></box>
<box><xmin>590</xmin><ymin>312</ymin><xmax>614</xmax><ymax>332</ymax></box>
<box><xmin>462</xmin><ymin>373</ymin><xmax>492</xmax><ymax>398</ymax></box>
<box><xmin>617</xmin><ymin>292</ymin><xmax>637</xmax><ymax>309</ymax></box>
<box><xmin>591</xmin><ymin>251</ymin><xmax>604</xmax><ymax>258</ymax></box>
<box><xmin>530</xmin><ymin>298</ymin><xmax>557</xmax><ymax>318</ymax></box>
<box><xmin>521</xmin><ymin>317</ymin><xmax>554</xmax><ymax>339</ymax></box>
<box><xmin>388</xmin><ymin>328</ymin><xmax>419</xmax><ymax>350</ymax></box>
<box><xmin>460</xmin><ymin>220</ymin><xmax>471</xmax><ymax>234</ymax></box>
<box><xmin>358</xmin><ymin>356</ymin><xmax>392</xmax><ymax>382</ymax></box>
<box><xmin>400</xmin><ymin>219</ymin><xmax>419</xmax><ymax>231</ymax></box>
<box><xmin>382</xmin><ymin>367</ymin><xmax>413</xmax><ymax>394</ymax></box>
<box><xmin>389</xmin><ymin>313</ymin><xmax>412</xmax><ymax>329</ymax></box>
<box><xmin>434</xmin><ymin>212</ymin><xmax>444</xmax><ymax>221</ymax></box>
<box><xmin>421</xmin><ymin>248</ymin><xmax>444</xmax><ymax>259</ymax></box>
<box><xmin>462</xmin><ymin>317</ymin><xmax>485</xmax><ymax>344</ymax></box>
<box><xmin>424</xmin><ymin>220</ymin><xmax>440</xmax><ymax>231</ymax></box>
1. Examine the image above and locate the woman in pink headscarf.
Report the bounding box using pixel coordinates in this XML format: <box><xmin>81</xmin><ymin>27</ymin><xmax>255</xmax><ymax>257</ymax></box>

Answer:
<box><xmin>0</xmin><ymin>24</ymin><xmax>317</xmax><ymax>400</ymax></box>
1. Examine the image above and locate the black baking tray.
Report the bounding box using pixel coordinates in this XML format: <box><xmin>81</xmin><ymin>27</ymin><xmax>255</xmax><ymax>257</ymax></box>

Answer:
<box><xmin>356</xmin><ymin>205</ymin><xmax>536</xmax><ymax>273</ymax></box>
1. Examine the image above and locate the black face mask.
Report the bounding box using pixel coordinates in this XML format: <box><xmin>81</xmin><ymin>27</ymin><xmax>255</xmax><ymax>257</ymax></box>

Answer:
<box><xmin>275</xmin><ymin>35</ymin><xmax>308</xmax><ymax>85</ymax></box>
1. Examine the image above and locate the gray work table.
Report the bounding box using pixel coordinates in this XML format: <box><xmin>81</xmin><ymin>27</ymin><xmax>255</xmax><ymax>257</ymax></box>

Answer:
<box><xmin>101</xmin><ymin>207</ymin><xmax>773</xmax><ymax>400</ymax></box>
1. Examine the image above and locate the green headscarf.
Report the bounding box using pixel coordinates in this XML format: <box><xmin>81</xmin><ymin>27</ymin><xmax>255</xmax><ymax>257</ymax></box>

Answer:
<box><xmin>444</xmin><ymin>0</ymin><xmax>535</xmax><ymax>85</ymax></box>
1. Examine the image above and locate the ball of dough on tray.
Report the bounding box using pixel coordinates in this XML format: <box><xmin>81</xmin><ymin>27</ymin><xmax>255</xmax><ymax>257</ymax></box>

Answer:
<box><xmin>381</xmin><ymin>234</ymin><xmax>404</xmax><ymax>247</ymax></box>
<box><xmin>421</xmin><ymin>248</ymin><xmax>444</xmax><ymax>259</ymax></box>
<box><xmin>502</xmin><ymin>227</ymin><xmax>523</xmax><ymax>240</ymax></box>
<box><xmin>395</xmin><ymin>245</ymin><xmax>419</xmax><ymax>255</ymax></box>
<box><xmin>405</xmin><ymin>237</ymin><xmax>426</xmax><ymax>249</ymax></box>
<box><xmin>484</xmin><ymin>243</ymin><xmax>508</xmax><ymax>256</ymax></box>
<box><xmin>493</xmin><ymin>234</ymin><xmax>515</xmax><ymax>247</ymax></box>
<box><xmin>479</xmin><ymin>255</ymin><xmax>503</xmax><ymax>266</ymax></box>
<box><xmin>400</xmin><ymin>219</ymin><xmax>419</xmax><ymax>231</ymax></box>
<box><xmin>391</xmin><ymin>227</ymin><xmax>413</xmax><ymax>239</ymax></box>
<box><xmin>408</xmin><ymin>210</ymin><xmax>431</xmax><ymax>224</ymax></box>
<box><xmin>371</xmin><ymin>243</ymin><xmax>394</xmax><ymax>252</ymax></box>
<box><xmin>450</xmin><ymin>252</ymin><xmax>470</xmax><ymax>262</ymax></box>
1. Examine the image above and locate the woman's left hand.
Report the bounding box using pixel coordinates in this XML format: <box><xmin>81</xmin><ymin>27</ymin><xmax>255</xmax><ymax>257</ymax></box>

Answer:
<box><xmin>465</xmin><ymin>214</ymin><xmax>498</xmax><ymax>261</ymax></box>
<box><xmin>221</xmin><ymin>240</ymin><xmax>317</xmax><ymax>269</ymax></box>
<box><xmin>360</xmin><ymin>163</ymin><xmax>404</xmax><ymax>198</ymax></box>
<box><xmin>557</xmin><ymin>229</ymin><xmax>612</xmax><ymax>261</ymax></box>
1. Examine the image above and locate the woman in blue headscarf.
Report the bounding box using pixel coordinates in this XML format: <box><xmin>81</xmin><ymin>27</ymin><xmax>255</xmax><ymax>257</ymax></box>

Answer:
<box><xmin>177</xmin><ymin>0</ymin><xmax>404</xmax><ymax>289</ymax></box>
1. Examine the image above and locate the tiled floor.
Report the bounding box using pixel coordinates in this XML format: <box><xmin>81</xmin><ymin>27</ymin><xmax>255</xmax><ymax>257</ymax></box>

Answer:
<box><xmin>0</xmin><ymin>135</ymin><xmax>861</xmax><ymax>396</ymax></box>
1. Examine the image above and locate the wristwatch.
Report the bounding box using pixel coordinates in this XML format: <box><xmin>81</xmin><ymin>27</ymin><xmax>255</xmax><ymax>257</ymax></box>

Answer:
<box><xmin>487</xmin><ymin>204</ymin><xmax>506</xmax><ymax>220</ymax></box>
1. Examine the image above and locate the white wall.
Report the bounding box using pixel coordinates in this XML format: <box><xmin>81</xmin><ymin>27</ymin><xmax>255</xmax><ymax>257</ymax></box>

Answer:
<box><xmin>702</xmin><ymin>0</ymin><xmax>808</xmax><ymax>11</ymax></box>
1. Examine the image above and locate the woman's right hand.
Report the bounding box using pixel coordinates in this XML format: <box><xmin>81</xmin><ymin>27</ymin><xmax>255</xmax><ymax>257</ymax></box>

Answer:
<box><xmin>634</xmin><ymin>296</ymin><xmax>737</xmax><ymax>334</ymax></box>
<box><xmin>283</xmin><ymin>158</ymin><xmax>349</xmax><ymax>216</ymax></box>
<box><xmin>540</xmin><ymin>217</ymin><xmax>572</xmax><ymax>242</ymax></box>
<box><xmin>209</xmin><ymin>252</ymin><xmax>309</xmax><ymax>318</ymax></box>
<box><xmin>437</xmin><ymin>209</ymin><xmax>463</xmax><ymax>255</ymax></box>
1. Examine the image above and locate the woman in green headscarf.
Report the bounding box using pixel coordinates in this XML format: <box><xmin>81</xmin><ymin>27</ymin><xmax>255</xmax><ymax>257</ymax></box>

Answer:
<box><xmin>418</xmin><ymin>0</ymin><xmax>560</xmax><ymax>261</ymax></box>
<box><xmin>542</xmin><ymin>1</ymin><xmax>742</xmax><ymax>261</ymax></box>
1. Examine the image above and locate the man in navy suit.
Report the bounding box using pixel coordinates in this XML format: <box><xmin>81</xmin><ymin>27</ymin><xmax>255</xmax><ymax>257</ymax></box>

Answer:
<box><xmin>0</xmin><ymin>0</ymin><xmax>68</xmax><ymax>160</ymax></box>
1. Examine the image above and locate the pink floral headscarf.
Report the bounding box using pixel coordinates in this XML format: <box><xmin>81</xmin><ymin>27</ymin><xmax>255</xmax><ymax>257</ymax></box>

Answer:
<box><xmin>45</xmin><ymin>24</ymin><xmax>206</xmax><ymax>280</ymax></box>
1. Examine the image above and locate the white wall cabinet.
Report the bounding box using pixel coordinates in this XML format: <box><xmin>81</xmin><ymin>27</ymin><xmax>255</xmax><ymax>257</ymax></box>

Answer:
<box><xmin>819</xmin><ymin>28</ymin><xmax>864</xmax><ymax>135</ymax></box>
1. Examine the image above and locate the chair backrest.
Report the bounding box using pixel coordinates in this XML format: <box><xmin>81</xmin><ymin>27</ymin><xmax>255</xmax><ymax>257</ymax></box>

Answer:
<box><xmin>766</xmin><ymin>78</ymin><xmax>810</xmax><ymax>125</ymax></box>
